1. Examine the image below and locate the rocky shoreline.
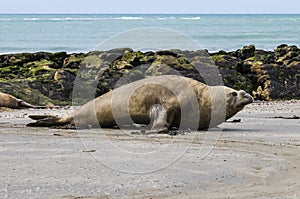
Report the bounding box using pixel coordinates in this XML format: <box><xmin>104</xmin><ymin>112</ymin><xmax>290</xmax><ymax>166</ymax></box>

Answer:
<box><xmin>0</xmin><ymin>44</ymin><xmax>299</xmax><ymax>106</ymax></box>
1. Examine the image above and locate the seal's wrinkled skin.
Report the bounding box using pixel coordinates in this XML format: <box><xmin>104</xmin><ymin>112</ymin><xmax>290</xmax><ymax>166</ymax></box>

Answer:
<box><xmin>27</xmin><ymin>75</ymin><xmax>254</xmax><ymax>132</ymax></box>
<box><xmin>0</xmin><ymin>92</ymin><xmax>36</xmax><ymax>109</ymax></box>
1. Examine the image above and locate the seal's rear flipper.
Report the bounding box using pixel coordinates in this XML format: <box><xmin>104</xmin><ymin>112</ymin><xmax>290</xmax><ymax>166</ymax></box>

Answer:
<box><xmin>18</xmin><ymin>100</ymin><xmax>47</xmax><ymax>109</ymax></box>
<box><xmin>27</xmin><ymin>115</ymin><xmax>64</xmax><ymax>127</ymax></box>
<box><xmin>18</xmin><ymin>100</ymin><xmax>36</xmax><ymax>109</ymax></box>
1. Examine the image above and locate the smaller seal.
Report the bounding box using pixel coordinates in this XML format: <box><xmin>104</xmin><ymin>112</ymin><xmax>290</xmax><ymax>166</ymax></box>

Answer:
<box><xmin>0</xmin><ymin>92</ymin><xmax>36</xmax><ymax>109</ymax></box>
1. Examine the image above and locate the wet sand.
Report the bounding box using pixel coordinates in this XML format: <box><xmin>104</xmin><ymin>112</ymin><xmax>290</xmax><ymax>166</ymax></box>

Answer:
<box><xmin>0</xmin><ymin>101</ymin><xmax>299</xmax><ymax>198</ymax></box>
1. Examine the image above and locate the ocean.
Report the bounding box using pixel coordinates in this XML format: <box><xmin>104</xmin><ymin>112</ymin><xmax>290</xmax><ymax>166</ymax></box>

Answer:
<box><xmin>0</xmin><ymin>14</ymin><xmax>300</xmax><ymax>54</ymax></box>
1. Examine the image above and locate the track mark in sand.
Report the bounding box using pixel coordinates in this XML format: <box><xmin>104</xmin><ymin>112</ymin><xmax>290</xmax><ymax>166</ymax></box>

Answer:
<box><xmin>268</xmin><ymin>115</ymin><xmax>299</xmax><ymax>119</ymax></box>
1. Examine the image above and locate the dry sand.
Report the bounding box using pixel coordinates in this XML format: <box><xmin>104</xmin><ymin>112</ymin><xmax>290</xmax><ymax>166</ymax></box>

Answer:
<box><xmin>0</xmin><ymin>101</ymin><xmax>299</xmax><ymax>198</ymax></box>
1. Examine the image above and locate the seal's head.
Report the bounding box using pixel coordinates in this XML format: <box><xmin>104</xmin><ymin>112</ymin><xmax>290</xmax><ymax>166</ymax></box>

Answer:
<box><xmin>225</xmin><ymin>88</ymin><xmax>254</xmax><ymax>119</ymax></box>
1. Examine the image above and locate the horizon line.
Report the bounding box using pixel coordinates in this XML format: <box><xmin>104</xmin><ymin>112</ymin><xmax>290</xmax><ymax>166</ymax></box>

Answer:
<box><xmin>0</xmin><ymin>12</ymin><xmax>300</xmax><ymax>15</ymax></box>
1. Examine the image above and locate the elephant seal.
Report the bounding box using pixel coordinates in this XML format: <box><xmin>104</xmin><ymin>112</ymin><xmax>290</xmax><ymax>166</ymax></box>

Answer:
<box><xmin>0</xmin><ymin>92</ymin><xmax>36</xmax><ymax>109</ymax></box>
<box><xmin>27</xmin><ymin>75</ymin><xmax>254</xmax><ymax>132</ymax></box>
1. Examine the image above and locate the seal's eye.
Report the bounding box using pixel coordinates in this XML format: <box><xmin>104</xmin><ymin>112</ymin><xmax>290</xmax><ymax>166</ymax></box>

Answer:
<box><xmin>231</xmin><ymin>92</ymin><xmax>238</xmax><ymax>97</ymax></box>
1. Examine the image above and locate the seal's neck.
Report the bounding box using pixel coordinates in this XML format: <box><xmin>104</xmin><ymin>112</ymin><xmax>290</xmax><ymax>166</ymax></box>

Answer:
<box><xmin>225</xmin><ymin>105</ymin><xmax>243</xmax><ymax>120</ymax></box>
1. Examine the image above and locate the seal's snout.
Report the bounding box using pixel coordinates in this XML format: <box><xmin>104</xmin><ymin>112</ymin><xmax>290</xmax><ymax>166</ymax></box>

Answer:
<box><xmin>243</xmin><ymin>92</ymin><xmax>254</xmax><ymax>103</ymax></box>
<box><xmin>235</xmin><ymin>90</ymin><xmax>254</xmax><ymax>109</ymax></box>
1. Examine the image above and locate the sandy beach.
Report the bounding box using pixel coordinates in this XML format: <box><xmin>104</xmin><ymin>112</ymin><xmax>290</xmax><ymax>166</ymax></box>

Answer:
<box><xmin>0</xmin><ymin>100</ymin><xmax>299</xmax><ymax>198</ymax></box>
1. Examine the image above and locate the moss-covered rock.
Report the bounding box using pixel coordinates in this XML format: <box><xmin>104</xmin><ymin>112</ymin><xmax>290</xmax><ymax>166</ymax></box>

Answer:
<box><xmin>212</xmin><ymin>54</ymin><xmax>242</xmax><ymax>69</ymax></box>
<box><xmin>219</xmin><ymin>68</ymin><xmax>253</xmax><ymax>94</ymax></box>
<box><xmin>232</xmin><ymin>45</ymin><xmax>256</xmax><ymax>60</ymax></box>
<box><xmin>0</xmin><ymin>45</ymin><xmax>299</xmax><ymax>106</ymax></box>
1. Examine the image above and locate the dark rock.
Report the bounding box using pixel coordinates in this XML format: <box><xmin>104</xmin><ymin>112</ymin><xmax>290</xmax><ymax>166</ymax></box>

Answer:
<box><xmin>250</xmin><ymin>62</ymin><xmax>300</xmax><ymax>100</ymax></box>
<box><xmin>288</xmin><ymin>61</ymin><xmax>300</xmax><ymax>68</ymax></box>
<box><xmin>63</xmin><ymin>53</ymin><xmax>86</xmax><ymax>69</ymax></box>
<box><xmin>156</xmin><ymin>50</ymin><xmax>179</xmax><ymax>57</ymax></box>
<box><xmin>218</xmin><ymin>50</ymin><xmax>227</xmax><ymax>55</ymax></box>
<box><xmin>54</xmin><ymin>69</ymin><xmax>76</xmax><ymax>94</ymax></box>
<box><xmin>99</xmin><ymin>53</ymin><xmax>123</xmax><ymax>63</ymax></box>
<box><xmin>219</xmin><ymin>68</ymin><xmax>253</xmax><ymax>94</ymax></box>
<box><xmin>252</xmin><ymin>50</ymin><xmax>275</xmax><ymax>64</ymax></box>
<box><xmin>114</xmin><ymin>60</ymin><xmax>133</xmax><ymax>70</ymax></box>
<box><xmin>1</xmin><ymin>46</ymin><xmax>299</xmax><ymax>105</ymax></box>
<box><xmin>120</xmin><ymin>51</ymin><xmax>143</xmax><ymax>66</ymax></box>
<box><xmin>241</xmin><ymin>44</ymin><xmax>256</xmax><ymax>59</ymax></box>
<box><xmin>107</xmin><ymin>48</ymin><xmax>133</xmax><ymax>54</ymax></box>
<box><xmin>212</xmin><ymin>54</ymin><xmax>242</xmax><ymax>69</ymax></box>
<box><xmin>275</xmin><ymin>44</ymin><xmax>289</xmax><ymax>57</ymax></box>
<box><xmin>232</xmin><ymin>45</ymin><xmax>256</xmax><ymax>60</ymax></box>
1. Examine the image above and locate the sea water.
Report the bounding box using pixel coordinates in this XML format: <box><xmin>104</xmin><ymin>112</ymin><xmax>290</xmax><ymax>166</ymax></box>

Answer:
<box><xmin>0</xmin><ymin>14</ymin><xmax>299</xmax><ymax>54</ymax></box>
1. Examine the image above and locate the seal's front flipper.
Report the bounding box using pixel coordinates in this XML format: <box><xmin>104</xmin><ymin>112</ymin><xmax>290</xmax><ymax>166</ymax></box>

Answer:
<box><xmin>149</xmin><ymin>104</ymin><xmax>173</xmax><ymax>134</ymax></box>
<box><xmin>28</xmin><ymin>115</ymin><xmax>51</xmax><ymax>120</ymax></box>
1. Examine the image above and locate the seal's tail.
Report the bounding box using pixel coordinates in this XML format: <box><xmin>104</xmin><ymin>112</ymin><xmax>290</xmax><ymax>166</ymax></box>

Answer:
<box><xmin>27</xmin><ymin>115</ymin><xmax>69</xmax><ymax>127</ymax></box>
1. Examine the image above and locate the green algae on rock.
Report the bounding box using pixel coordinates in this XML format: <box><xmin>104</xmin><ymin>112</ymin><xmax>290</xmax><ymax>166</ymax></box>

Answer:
<box><xmin>0</xmin><ymin>45</ymin><xmax>299</xmax><ymax>105</ymax></box>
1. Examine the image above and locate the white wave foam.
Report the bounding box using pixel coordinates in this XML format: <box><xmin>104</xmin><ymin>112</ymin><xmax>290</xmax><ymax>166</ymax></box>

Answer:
<box><xmin>157</xmin><ymin>17</ymin><xmax>176</xmax><ymax>20</ymax></box>
<box><xmin>23</xmin><ymin>18</ymin><xmax>40</xmax><ymax>21</ymax></box>
<box><xmin>21</xmin><ymin>17</ymin><xmax>146</xmax><ymax>21</ymax></box>
<box><xmin>113</xmin><ymin>17</ymin><xmax>145</xmax><ymax>20</ymax></box>
<box><xmin>19</xmin><ymin>16</ymin><xmax>200</xmax><ymax>21</ymax></box>
<box><xmin>0</xmin><ymin>18</ymin><xmax>12</xmax><ymax>21</ymax></box>
<box><xmin>23</xmin><ymin>17</ymin><xmax>102</xmax><ymax>21</ymax></box>
<box><xmin>181</xmin><ymin>17</ymin><xmax>201</xmax><ymax>20</ymax></box>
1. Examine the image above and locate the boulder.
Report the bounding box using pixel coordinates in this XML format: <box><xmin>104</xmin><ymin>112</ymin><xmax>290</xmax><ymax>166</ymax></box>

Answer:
<box><xmin>212</xmin><ymin>54</ymin><xmax>242</xmax><ymax>69</ymax></box>
<box><xmin>231</xmin><ymin>45</ymin><xmax>256</xmax><ymax>60</ymax></box>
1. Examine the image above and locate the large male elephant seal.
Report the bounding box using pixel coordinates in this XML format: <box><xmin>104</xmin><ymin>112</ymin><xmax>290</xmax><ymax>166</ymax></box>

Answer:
<box><xmin>0</xmin><ymin>92</ymin><xmax>36</xmax><ymax>109</ymax></box>
<box><xmin>27</xmin><ymin>75</ymin><xmax>254</xmax><ymax>132</ymax></box>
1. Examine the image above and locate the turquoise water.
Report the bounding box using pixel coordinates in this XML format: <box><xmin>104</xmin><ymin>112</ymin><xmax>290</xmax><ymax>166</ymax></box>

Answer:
<box><xmin>0</xmin><ymin>14</ymin><xmax>300</xmax><ymax>53</ymax></box>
